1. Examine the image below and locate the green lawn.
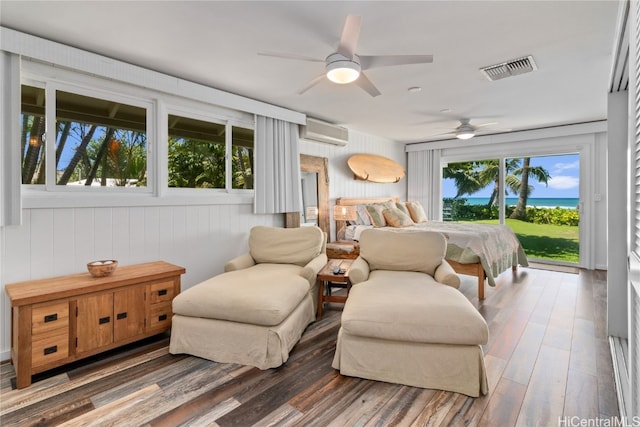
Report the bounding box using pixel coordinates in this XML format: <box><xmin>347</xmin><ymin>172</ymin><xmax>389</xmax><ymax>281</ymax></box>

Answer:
<box><xmin>472</xmin><ymin>218</ymin><xmax>579</xmax><ymax>263</ymax></box>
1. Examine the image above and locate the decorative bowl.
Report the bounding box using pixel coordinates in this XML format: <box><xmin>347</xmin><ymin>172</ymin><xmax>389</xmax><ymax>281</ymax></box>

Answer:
<box><xmin>87</xmin><ymin>260</ymin><xmax>118</xmax><ymax>277</ymax></box>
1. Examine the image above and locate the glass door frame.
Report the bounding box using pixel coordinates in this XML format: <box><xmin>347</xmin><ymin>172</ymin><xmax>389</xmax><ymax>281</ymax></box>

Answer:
<box><xmin>438</xmin><ymin>135</ymin><xmax>595</xmax><ymax>269</ymax></box>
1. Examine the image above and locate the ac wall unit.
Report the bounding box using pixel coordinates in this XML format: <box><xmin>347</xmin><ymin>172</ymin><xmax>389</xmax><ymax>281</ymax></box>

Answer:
<box><xmin>300</xmin><ymin>118</ymin><xmax>349</xmax><ymax>146</ymax></box>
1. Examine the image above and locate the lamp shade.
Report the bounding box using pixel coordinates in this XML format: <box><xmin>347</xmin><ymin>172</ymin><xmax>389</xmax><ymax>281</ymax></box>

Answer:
<box><xmin>333</xmin><ymin>205</ymin><xmax>358</xmax><ymax>221</ymax></box>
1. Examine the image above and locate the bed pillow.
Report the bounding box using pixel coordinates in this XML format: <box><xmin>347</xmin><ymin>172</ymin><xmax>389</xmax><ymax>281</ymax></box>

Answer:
<box><xmin>383</xmin><ymin>208</ymin><xmax>414</xmax><ymax>227</ymax></box>
<box><xmin>355</xmin><ymin>204</ymin><xmax>372</xmax><ymax>226</ymax></box>
<box><xmin>395</xmin><ymin>201</ymin><xmax>411</xmax><ymax>217</ymax></box>
<box><xmin>406</xmin><ymin>201</ymin><xmax>428</xmax><ymax>223</ymax></box>
<box><xmin>365</xmin><ymin>204</ymin><xmax>387</xmax><ymax>227</ymax></box>
<box><xmin>366</xmin><ymin>201</ymin><xmax>397</xmax><ymax>227</ymax></box>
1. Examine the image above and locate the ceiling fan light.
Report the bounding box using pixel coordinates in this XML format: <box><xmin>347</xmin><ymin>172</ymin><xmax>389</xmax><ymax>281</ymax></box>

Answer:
<box><xmin>456</xmin><ymin>131</ymin><xmax>475</xmax><ymax>140</ymax></box>
<box><xmin>326</xmin><ymin>53</ymin><xmax>361</xmax><ymax>84</ymax></box>
<box><xmin>326</xmin><ymin>61</ymin><xmax>360</xmax><ymax>84</ymax></box>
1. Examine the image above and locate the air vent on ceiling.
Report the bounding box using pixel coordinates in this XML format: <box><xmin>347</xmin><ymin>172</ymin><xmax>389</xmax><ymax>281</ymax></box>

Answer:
<box><xmin>480</xmin><ymin>55</ymin><xmax>537</xmax><ymax>81</ymax></box>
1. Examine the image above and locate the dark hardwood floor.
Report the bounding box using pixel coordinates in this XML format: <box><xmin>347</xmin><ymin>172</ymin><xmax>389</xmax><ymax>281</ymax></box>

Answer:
<box><xmin>0</xmin><ymin>266</ymin><xmax>619</xmax><ymax>426</ymax></box>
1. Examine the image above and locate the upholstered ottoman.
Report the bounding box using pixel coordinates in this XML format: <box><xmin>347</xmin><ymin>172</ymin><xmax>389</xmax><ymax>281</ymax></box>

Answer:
<box><xmin>332</xmin><ymin>229</ymin><xmax>489</xmax><ymax>397</ymax></box>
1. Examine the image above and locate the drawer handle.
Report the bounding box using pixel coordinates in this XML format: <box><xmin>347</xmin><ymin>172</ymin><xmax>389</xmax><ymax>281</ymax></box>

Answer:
<box><xmin>158</xmin><ymin>289</ymin><xmax>168</xmax><ymax>296</ymax></box>
<box><xmin>44</xmin><ymin>313</ymin><xmax>58</xmax><ymax>323</ymax></box>
<box><xmin>44</xmin><ymin>345</ymin><xmax>58</xmax><ymax>355</ymax></box>
<box><xmin>158</xmin><ymin>314</ymin><xmax>168</xmax><ymax>321</ymax></box>
<box><xmin>117</xmin><ymin>312</ymin><xmax>127</xmax><ymax>320</ymax></box>
<box><xmin>99</xmin><ymin>316</ymin><xmax>111</xmax><ymax>325</ymax></box>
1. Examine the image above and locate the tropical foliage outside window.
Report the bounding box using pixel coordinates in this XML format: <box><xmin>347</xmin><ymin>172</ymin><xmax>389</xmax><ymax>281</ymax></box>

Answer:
<box><xmin>21</xmin><ymin>85</ymin><xmax>45</xmax><ymax>184</ymax></box>
<box><xmin>168</xmin><ymin>115</ymin><xmax>254</xmax><ymax>190</ymax></box>
<box><xmin>443</xmin><ymin>158</ymin><xmax>551</xmax><ymax>220</ymax></box>
<box><xmin>21</xmin><ymin>85</ymin><xmax>148</xmax><ymax>187</ymax></box>
<box><xmin>21</xmin><ymin>85</ymin><xmax>254</xmax><ymax>192</ymax></box>
<box><xmin>231</xmin><ymin>126</ymin><xmax>254</xmax><ymax>190</ymax></box>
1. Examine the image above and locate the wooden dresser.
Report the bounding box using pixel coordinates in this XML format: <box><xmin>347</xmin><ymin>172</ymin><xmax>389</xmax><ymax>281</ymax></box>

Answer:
<box><xmin>5</xmin><ymin>261</ymin><xmax>185</xmax><ymax>389</ymax></box>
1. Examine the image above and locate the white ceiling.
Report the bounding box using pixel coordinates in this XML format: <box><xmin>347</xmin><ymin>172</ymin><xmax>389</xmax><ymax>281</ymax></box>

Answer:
<box><xmin>0</xmin><ymin>1</ymin><xmax>621</xmax><ymax>143</ymax></box>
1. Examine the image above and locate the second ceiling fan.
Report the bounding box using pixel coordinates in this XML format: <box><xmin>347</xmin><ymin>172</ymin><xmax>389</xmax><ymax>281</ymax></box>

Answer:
<box><xmin>259</xmin><ymin>15</ymin><xmax>434</xmax><ymax>97</ymax></box>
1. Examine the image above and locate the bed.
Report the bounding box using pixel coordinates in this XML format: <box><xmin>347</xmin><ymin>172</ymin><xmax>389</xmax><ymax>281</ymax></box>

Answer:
<box><xmin>335</xmin><ymin>197</ymin><xmax>529</xmax><ymax>299</ymax></box>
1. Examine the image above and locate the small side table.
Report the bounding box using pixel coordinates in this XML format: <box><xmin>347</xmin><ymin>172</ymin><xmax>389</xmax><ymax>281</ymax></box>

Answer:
<box><xmin>317</xmin><ymin>259</ymin><xmax>353</xmax><ymax>319</ymax></box>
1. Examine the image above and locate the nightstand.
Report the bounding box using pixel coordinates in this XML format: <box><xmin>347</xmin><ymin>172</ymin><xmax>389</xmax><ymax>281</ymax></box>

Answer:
<box><xmin>316</xmin><ymin>259</ymin><xmax>353</xmax><ymax>319</ymax></box>
<box><xmin>325</xmin><ymin>241</ymin><xmax>360</xmax><ymax>259</ymax></box>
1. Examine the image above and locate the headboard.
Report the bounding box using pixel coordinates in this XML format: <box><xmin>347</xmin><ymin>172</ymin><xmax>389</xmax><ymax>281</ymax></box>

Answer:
<box><xmin>334</xmin><ymin>196</ymin><xmax>400</xmax><ymax>240</ymax></box>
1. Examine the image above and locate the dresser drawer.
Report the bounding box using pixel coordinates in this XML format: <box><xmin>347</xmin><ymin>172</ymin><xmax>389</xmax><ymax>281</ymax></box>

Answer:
<box><xmin>148</xmin><ymin>281</ymin><xmax>175</xmax><ymax>304</ymax></box>
<box><xmin>32</xmin><ymin>331</ymin><xmax>69</xmax><ymax>368</ymax></box>
<box><xmin>148</xmin><ymin>303</ymin><xmax>172</xmax><ymax>331</ymax></box>
<box><xmin>32</xmin><ymin>302</ymin><xmax>69</xmax><ymax>335</ymax></box>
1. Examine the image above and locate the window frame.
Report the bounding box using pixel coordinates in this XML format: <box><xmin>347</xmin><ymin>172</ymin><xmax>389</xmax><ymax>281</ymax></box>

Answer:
<box><xmin>162</xmin><ymin>104</ymin><xmax>255</xmax><ymax>196</ymax></box>
<box><xmin>45</xmin><ymin>82</ymin><xmax>154</xmax><ymax>194</ymax></box>
<box><xmin>19</xmin><ymin>60</ymin><xmax>255</xmax><ymax>208</ymax></box>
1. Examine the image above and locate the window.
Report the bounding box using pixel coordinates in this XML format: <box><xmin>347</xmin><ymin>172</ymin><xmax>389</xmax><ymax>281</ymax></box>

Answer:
<box><xmin>55</xmin><ymin>90</ymin><xmax>147</xmax><ymax>187</ymax></box>
<box><xmin>167</xmin><ymin>113</ymin><xmax>254</xmax><ymax>191</ymax></box>
<box><xmin>19</xmin><ymin>69</ymin><xmax>254</xmax><ymax>202</ymax></box>
<box><xmin>231</xmin><ymin>126</ymin><xmax>254</xmax><ymax>190</ymax></box>
<box><xmin>168</xmin><ymin>114</ymin><xmax>226</xmax><ymax>189</ymax></box>
<box><xmin>21</xmin><ymin>84</ymin><xmax>148</xmax><ymax>188</ymax></box>
<box><xmin>21</xmin><ymin>85</ymin><xmax>46</xmax><ymax>184</ymax></box>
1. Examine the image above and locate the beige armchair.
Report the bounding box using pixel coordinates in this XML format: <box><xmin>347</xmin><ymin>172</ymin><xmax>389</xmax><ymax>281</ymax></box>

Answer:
<box><xmin>170</xmin><ymin>225</ymin><xmax>327</xmax><ymax>369</ymax></box>
<box><xmin>332</xmin><ymin>229</ymin><xmax>489</xmax><ymax>397</ymax></box>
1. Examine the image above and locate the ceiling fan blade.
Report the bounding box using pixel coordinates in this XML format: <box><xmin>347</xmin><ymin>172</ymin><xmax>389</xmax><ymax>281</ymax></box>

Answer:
<box><xmin>337</xmin><ymin>15</ymin><xmax>361</xmax><ymax>59</ymax></box>
<box><xmin>355</xmin><ymin>71</ymin><xmax>381</xmax><ymax>97</ymax></box>
<box><xmin>258</xmin><ymin>51</ymin><xmax>324</xmax><ymax>63</ymax></box>
<box><xmin>298</xmin><ymin>74</ymin><xmax>326</xmax><ymax>95</ymax></box>
<box><xmin>426</xmin><ymin>131</ymin><xmax>457</xmax><ymax>138</ymax></box>
<box><xmin>476</xmin><ymin>127</ymin><xmax>513</xmax><ymax>134</ymax></box>
<box><xmin>360</xmin><ymin>55</ymin><xmax>433</xmax><ymax>70</ymax></box>
<box><xmin>474</xmin><ymin>122</ymin><xmax>499</xmax><ymax>128</ymax></box>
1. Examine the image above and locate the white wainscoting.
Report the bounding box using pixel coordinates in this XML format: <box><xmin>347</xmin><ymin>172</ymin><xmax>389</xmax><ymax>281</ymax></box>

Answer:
<box><xmin>0</xmin><ymin>203</ymin><xmax>282</xmax><ymax>359</ymax></box>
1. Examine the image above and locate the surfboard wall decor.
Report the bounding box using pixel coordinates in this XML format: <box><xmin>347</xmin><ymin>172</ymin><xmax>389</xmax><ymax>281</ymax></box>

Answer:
<box><xmin>347</xmin><ymin>154</ymin><xmax>405</xmax><ymax>183</ymax></box>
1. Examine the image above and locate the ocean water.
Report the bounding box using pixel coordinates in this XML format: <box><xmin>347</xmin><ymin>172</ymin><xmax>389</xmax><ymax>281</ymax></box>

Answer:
<box><xmin>461</xmin><ymin>197</ymin><xmax>579</xmax><ymax>209</ymax></box>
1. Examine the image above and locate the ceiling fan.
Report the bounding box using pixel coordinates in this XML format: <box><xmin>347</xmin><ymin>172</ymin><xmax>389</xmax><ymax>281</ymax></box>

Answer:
<box><xmin>429</xmin><ymin>118</ymin><xmax>511</xmax><ymax>140</ymax></box>
<box><xmin>258</xmin><ymin>15</ymin><xmax>433</xmax><ymax>97</ymax></box>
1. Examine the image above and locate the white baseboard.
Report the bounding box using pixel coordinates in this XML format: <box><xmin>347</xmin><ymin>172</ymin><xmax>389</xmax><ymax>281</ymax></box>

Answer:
<box><xmin>1</xmin><ymin>349</ymin><xmax>11</xmax><ymax>364</ymax></box>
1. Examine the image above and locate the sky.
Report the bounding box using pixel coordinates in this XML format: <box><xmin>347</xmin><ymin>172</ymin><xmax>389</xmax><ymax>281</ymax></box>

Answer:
<box><xmin>442</xmin><ymin>153</ymin><xmax>580</xmax><ymax>199</ymax></box>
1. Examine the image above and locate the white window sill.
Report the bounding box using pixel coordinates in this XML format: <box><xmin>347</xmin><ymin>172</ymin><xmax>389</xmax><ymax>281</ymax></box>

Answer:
<box><xmin>21</xmin><ymin>187</ymin><xmax>254</xmax><ymax>209</ymax></box>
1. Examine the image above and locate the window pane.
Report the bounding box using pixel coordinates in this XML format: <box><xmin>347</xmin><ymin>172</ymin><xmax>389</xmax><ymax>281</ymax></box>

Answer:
<box><xmin>505</xmin><ymin>154</ymin><xmax>580</xmax><ymax>264</ymax></box>
<box><xmin>232</xmin><ymin>126</ymin><xmax>254</xmax><ymax>189</ymax></box>
<box><xmin>56</xmin><ymin>90</ymin><xmax>147</xmax><ymax>186</ymax></box>
<box><xmin>442</xmin><ymin>159</ymin><xmax>500</xmax><ymax>221</ymax></box>
<box><xmin>21</xmin><ymin>85</ymin><xmax>46</xmax><ymax>184</ymax></box>
<box><xmin>168</xmin><ymin>114</ymin><xmax>225</xmax><ymax>188</ymax></box>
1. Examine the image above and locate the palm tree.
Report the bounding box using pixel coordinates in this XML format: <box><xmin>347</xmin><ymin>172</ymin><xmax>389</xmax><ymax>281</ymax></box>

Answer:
<box><xmin>509</xmin><ymin>157</ymin><xmax>551</xmax><ymax>220</ymax></box>
<box><xmin>444</xmin><ymin>158</ymin><xmax>551</xmax><ymax>215</ymax></box>
<box><xmin>478</xmin><ymin>158</ymin><xmax>522</xmax><ymax>207</ymax></box>
<box><xmin>444</xmin><ymin>159</ymin><xmax>521</xmax><ymax>206</ymax></box>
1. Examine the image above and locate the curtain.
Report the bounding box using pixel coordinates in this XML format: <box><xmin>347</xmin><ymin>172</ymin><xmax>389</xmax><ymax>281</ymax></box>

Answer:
<box><xmin>254</xmin><ymin>116</ymin><xmax>302</xmax><ymax>214</ymax></box>
<box><xmin>0</xmin><ymin>51</ymin><xmax>21</xmax><ymax>226</ymax></box>
<box><xmin>407</xmin><ymin>149</ymin><xmax>441</xmax><ymax>220</ymax></box>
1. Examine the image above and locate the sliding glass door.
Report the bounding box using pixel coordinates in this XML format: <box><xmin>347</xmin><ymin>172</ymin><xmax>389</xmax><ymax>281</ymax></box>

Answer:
<box><xmin>442</xmin><ymin>153</ymin><xmax>580</xmax><ymax>265</ymax></box>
